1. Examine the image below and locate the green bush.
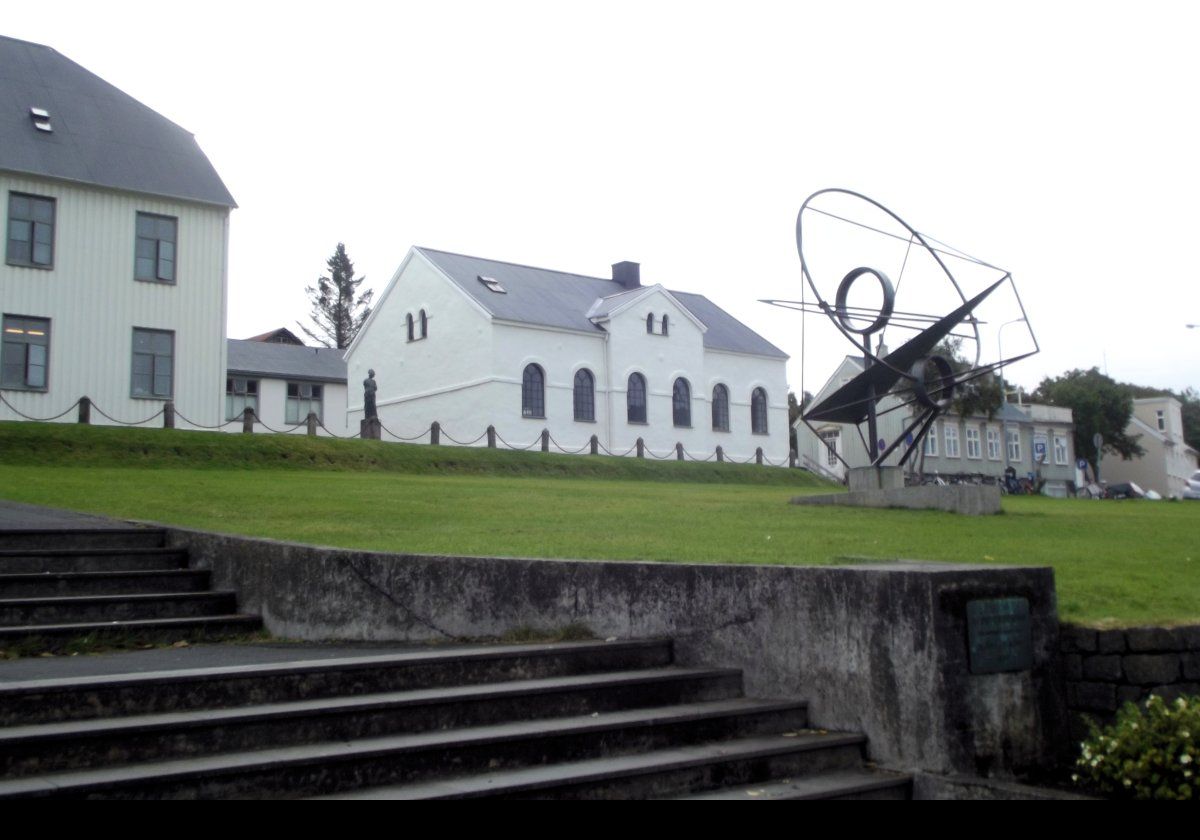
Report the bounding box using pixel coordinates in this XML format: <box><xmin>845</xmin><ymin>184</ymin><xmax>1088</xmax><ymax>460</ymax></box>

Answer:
<box><xmin>1074</xmin><ymin>695</ymin><xmax>1198</xmax><ymax>799</ymax></box>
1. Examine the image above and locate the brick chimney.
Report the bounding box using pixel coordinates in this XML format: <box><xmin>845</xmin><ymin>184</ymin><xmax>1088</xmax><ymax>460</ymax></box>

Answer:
<box><xmin>612</xmin><ymin>261</ymin><xmax>641</xmax><ymax>290</ymax></box>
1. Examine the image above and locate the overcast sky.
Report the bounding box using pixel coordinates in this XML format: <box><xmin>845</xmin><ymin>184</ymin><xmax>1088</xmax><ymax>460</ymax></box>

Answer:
<box><xmin>6</xmin><ymin>1</ymin><xmax>1199</xmax><ymax>396</ymax></box>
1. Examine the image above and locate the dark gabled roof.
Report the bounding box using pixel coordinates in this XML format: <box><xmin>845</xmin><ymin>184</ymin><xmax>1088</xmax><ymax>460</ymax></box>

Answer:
<box><xmin>244</xmin><ymin>327</ymin><xmax>305</xmax><ymax>345</ymax></box>
<box><xmin>0</xmin><ymin>35</ymin><xmax>236</xmax><ymax>208</ymax></box>
<box><xmin>227</xmin><ymin>339</ymin><xmax>346</xmax><ymax>383</ymax></box>
<box><xmin>416</xmin><ymin>247</ymin><xmax>787</xmax><ymax>359</ymax></box>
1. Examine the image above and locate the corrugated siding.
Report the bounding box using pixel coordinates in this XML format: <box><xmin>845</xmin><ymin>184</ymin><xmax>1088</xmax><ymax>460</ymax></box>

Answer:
<box><xmin>0</xmin><ymin>174</ymin><xmax>228</xmax><ymax>427</ymax></box>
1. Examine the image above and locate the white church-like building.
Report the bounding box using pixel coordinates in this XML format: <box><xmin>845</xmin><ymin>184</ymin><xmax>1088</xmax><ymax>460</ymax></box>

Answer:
<box><xmin>344</xmin><ymin>248</ymin><xmax>791</xmax><ymax>462</ymax></box>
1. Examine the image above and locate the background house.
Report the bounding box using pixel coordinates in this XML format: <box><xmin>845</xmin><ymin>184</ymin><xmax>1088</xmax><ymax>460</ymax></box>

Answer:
<box><xmin>1101</xmin><ymin>396</ymin><xmax>1199</xmax><ymax>497</ymax></box>
<box><xmin>0</xmin><ymin>35</ymin><xmax>234</xmax><ymax>427</ymax></box>
<box><xmin>345</xmin><ymin>247</ymin><xmax>791</xmax><ymax>461</ymax></box>
<box><xmin>796</xmin><ymin>356</ymin><xmax>1078</xmax><ymax>495</ymax></box>
<box><xmin>225</xmin><ymin>335</ymin><xmax>347</xmax><ymax>436</ymax></box>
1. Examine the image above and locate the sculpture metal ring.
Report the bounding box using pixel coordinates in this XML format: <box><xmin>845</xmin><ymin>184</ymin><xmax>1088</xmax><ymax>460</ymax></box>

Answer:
<box><xmin>910</xmin><ymin>354</ymin><xmax>956</xmax><ymax>409</ymax></box>
<box><xmin>835</xmin><ymin>267</ymin><xmax>895</xmax><ymax>336</ymax></box>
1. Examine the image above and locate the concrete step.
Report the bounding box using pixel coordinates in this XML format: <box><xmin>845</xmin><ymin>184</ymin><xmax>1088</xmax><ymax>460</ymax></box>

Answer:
<box><xmin>0</xmin><ymin>570</ymin><xmax>211</xmax><ymax>598</ymax></box>
<box><xmin>0</xmin><ymin>591</ymin><xmax>237</xmax><ymax>625</ymax></box>
<box><xmin>674</xmin><ymin>768</ymin><xmax>912</xmax><ymax>800</ymax></box>
<box><xmin>0</xmin><ymin>640</ymin><xmax>675</xmax><ymax>725</ymax></box>
<box><xmin>0</xmin><ymin>529</ymin><xmax>166</xmax><ymax>551</ymax></box>
<box><xmin>0</xmin><ymin>699</ymin><xmax>812</xmax><ymax>799</ymax></box>
<box><xmin>0</xmin><ymin>667</ymin><xmax>745</xmax><ymax>777</ymax></box>
<box><xmin>0</xmin><ymin>548</ymin><xmax>189</xmax><ymax>574</ymax></box>
<box><xmin>317</xmin><ymin>733</ymin><xmax>869</xmax><ymax>800</ymax></box>
<box><xmin>0</xmin><ymin>614</ymin><xmax>263</xmax><ymax>655</ymax></box>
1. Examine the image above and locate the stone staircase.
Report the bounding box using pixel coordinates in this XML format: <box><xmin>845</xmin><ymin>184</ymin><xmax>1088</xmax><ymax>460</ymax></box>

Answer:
<box><xmin>0</xmin><ymin>637</ymin><xmax>909</xmax><ymax>799</ymax></box>
<box><xmin>0</xmin><ymin>527</ymin><xmax>261</xmax><ymax>652</ymax></box>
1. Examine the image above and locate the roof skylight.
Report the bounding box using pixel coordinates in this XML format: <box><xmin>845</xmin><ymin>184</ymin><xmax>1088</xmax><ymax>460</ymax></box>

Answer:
<box><xmin>29</xmin><ymin>107</ymin><xmax>52</xmax><ymax>132</ymax></box>
<box><xmin>478</xmin><ymin>275</ymin><xmax>506</xmax><ymax>294</ymax></box>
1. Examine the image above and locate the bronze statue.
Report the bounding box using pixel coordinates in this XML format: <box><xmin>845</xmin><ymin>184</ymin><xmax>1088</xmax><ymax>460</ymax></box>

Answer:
<box><xmin>363</xmin><ymin>368</ymin><xmax>377</xmax><ymax>419</ymax></box>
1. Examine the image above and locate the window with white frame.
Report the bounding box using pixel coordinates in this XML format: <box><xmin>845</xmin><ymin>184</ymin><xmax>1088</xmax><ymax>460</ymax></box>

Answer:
<box><xmin>131</xmin><ymin>328</ymin><xmax>173</xmax><ymax>398</ymax></box>
<box><xmin>1007</xmin><ymin>428</ymin><xmax>1021</xmax><ymax>462</ymax></box>
<box><xmin>986</xmin><ymin>428</ymin><xmax>1001</xmax><ymax>460</ymax></box>
<box><xmin>924</xmin><ymin>423</ymin><xmax>938</xmax><ymax>456</ymax></box>
<box><xmin>820</xmin><ymin>430</ymin><xmax>839</xmax><ymax>467</ymax></box>
<box><xmin>286</xmin><ymin>382</ymin><xmax>323</xmax><ymax>423</ymax></box>
<box><xmin>944</xmin><ymin>423</ymin><xmax>960</xmax><ymax>458</ymax></box>
<box><xmin>226</xmin><ymin>377</ymin><xmax>258</xmax><ymax>421</ymax></box>
<box><xmin>966</xmin><ymin>426</ymin><xmax>981</xmax><ymax>459</ymax></box>
<box><xmin>1053</xmin><ymin>434</ymin><xmax>1069</xmax><ymax>465</ymax></box>
<box><xmin>1</xmin><ymin>315</ymin><xmax>49</xmax><ymax>390</ymax></box>
<box><xmin>1156</xmin><ymin>410</ymin><xmax>1165</xmax><ymax>431</ymax></box>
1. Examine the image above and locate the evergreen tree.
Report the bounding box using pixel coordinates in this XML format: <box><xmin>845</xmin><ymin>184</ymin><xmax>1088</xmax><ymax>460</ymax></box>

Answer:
<box><xmin>300</xmin><ymin>244</ymin><xmax>373</xmax><ymax>349</ymax></box>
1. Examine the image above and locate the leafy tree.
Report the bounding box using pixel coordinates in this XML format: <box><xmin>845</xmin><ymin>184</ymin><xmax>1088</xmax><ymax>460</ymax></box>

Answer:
<box><xmin>300</xmin><ymin>243</ymin><xmax>373</xmax><ymax>349</ymax></box>
<box><xmin>924</xmin><ymin>338</ymin><xmax>1004</xmax><ymax>419</ymax></box>
<box><xmin>1031</xmin><ymin>368</ymin><xmax>1144</xmax><ymax>474</ymax></box>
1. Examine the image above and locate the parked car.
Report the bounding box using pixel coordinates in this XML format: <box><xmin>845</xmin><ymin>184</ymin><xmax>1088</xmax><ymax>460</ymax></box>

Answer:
<box><xmin>1184</xmin><ymin>471</ymin><xmax>1200</xmax><ymax>500</ymax></box>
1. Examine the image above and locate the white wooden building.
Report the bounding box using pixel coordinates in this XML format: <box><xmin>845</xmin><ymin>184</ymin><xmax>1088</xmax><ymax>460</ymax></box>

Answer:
<box><xmin>344</xmin><ymin>248</ymin><xmax>791</xmax><ymax>462</ymax></box>
<box><xmin>0</xmin><ymin>36</ymin><xmax>234</xmax><ymax>428</ymax></box>
<box><xmin>224</xmin><ymin>337</ymin><xmax>348</xmax><ymax>436</ymax></box>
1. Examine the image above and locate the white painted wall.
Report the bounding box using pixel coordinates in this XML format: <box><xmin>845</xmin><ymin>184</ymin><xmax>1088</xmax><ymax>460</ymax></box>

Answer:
<box><xmin>220</xmin><ymin>377</ymin><xmax>348</xmax><ymax>437</ymax></box>
<box><xmin>347</xmin><ymin>251</ymin><xmax>791</xmax><ymax>462</ymax></box>
<box><xmin>1</xmin><ymin>174</ymin><xmax>229</xmax><ymax>427</ymax></box>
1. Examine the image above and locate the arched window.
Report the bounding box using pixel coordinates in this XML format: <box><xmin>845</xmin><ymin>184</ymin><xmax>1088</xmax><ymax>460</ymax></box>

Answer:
<box><xmin>522</xmin><ymin>364</ymin><xmax>545</xmax><ymax>418</ymax></box>
<box><xmin>672</xmin><ymin>378</ymin><xmax>691</xmax><ymax>427</ymax></box>
<box><xmin>646</xmin><ymin>313</ymin><xmax>654</xmax><ymax>334</ymax></box>
<box><xmin>419</xmin><ymin>309</ymin><xmax>428</xmax><ymax>338</ymax></box>
<box><xmin>574</xmin><ymin>369</ymin><xmax>595</xmax><ymax>422</ymax></box>
<box><xmin>662</xmin><ymin>314</ymin><xmax>669</xmax><ymax>336</ymax></box>
<box><xmin>711</xmin><ymin>384</ymin><xmax>730</xmax><ymax>432</ymax></box>
<box><xmin>751</xmin><ymin>387</ymin><xmax>768</xmax><ymax>434</ymax></box>
<box><xmin>406</xmin><ymin>313</ymin><xmax>414</xmax><ymax>342</ymax></box>
<box><xmin>627</xmin><ymin>373</ymin><xmax>647</xmax><ymax>423</ymax></box>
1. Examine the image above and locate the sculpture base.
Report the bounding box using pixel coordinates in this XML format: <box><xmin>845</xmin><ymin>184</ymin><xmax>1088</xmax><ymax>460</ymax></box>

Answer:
<box><xmin>360</xmin><ymin>417</ymin><xmax>381</xmax><ymax>440</ymax></box>
<box><xmin>792</xmin><ymin>483</ymin><xmax>1002</xmax><ymax>516</ymax></box>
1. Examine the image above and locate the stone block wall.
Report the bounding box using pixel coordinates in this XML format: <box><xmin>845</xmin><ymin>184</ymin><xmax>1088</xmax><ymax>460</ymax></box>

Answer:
<box><xmin>1060</xmin><ymin>624</ymin><xmax>1200</xmax><ymax>741</ymax></box>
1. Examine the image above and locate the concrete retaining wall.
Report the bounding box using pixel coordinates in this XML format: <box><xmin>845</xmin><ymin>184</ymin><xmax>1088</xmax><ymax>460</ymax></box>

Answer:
<box><xmin>1060</xmin><ymin>624</ymin><xmax>1200</xmax><ymax>740</ymax></box>
<box><xmin>166</xmin><ymin>526</ymin><xmax>1067</xmax><ymax>776</ymax></box>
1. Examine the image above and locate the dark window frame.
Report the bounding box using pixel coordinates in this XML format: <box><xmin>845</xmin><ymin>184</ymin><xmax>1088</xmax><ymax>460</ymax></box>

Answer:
<box><xmin>672</xmin><ymin>377</ymin><xmax>691</xmax><ymax>427</ymax></box>
<box><xmin>419</xmin><ymin>309</ymin><xmax>428</xmax><ymax>339</ymax></box>
<box><xmin>131</xmin><ymin>327</ymin><xmax>174</xmax><ymax>399</ymax></box>
<box><xmin>1</xmin><ymin>314</ymin><xmax>50</xmax><ymax>391</ymax></box>
<box><xmin>627</xmin><ymin>372</ymin><xmax>647</xmax><ymax>424</ymax></box>
<box><xmin>134</xmin><ymin>212</ymin><xmax>178</xmax><ymax>284</ymax></box>
<box><xmin>751</xmin><ymin>387</ymin><xmax>769</xmax><ymax>435</ymax></box>
<box><xmin>6</xmin><ymin>192</ymin><xmax>56</xmax><ymax>269</ymax></box>
<box><xmin>522</xmin><ymin>364</ymin><xmax>546</xmax><ymax>418</ymax></box>
<box><xmin>573</xmin><ymin>368</ymin><xmax>595</xmax><ymax>423</ymax></box>
<box><xmin>711</xmin><ymin>384</ymin><xmax>730</xmax><ymax>432</ymax></box>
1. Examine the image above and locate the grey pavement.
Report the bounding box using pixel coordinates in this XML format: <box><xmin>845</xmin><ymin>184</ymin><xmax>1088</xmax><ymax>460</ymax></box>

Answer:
<box><xmin>0</xmin><ymin>499</ymin><xmax>138</xmax><ymax>531</ymax></box>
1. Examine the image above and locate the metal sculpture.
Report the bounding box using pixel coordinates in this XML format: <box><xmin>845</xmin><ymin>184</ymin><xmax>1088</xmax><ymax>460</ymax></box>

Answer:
<box><xmin>766</xmin><ymin>189</ymin><xmax>1038</xmax><ymax>472</ymax></box>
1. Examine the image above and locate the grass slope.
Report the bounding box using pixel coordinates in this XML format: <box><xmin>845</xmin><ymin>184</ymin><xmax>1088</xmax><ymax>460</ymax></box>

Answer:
<box><xmin>1</xmin><ymin>424</ymin><xmax>1197</xmax><ymax>626</ymax></box>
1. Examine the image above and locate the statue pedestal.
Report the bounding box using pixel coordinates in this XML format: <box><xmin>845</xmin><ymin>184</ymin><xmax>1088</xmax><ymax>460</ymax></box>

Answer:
<box><xmin>847</xmin><ymin>466</ymin><xmax>905</xmax><ymax>492</ymax></box>
<box><xmin>360</xmin><ymin>417</ymin><xmax>381</xmax><ymax>440</ymax></box>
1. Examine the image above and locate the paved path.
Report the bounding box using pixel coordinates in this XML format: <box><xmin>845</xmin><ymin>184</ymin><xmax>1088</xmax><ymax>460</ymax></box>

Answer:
<box><xmin>0</xmin><ymin>499</ymin><xmax>137</xmax><ymax>531</ymax></box>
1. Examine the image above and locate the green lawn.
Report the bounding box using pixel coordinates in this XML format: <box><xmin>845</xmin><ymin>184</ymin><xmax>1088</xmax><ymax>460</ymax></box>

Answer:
<box><xmin>0</xmin><ymin>424</ymin><xmax>1196</xmax><ymax>627</ymax></box>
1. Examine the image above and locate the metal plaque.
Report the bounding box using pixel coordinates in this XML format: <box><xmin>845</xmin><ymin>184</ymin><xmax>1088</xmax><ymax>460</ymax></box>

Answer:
<box><xmin>967</xmin><ymin>597</ymin><xmax>1033</xmax><ymax>675</ymax></box>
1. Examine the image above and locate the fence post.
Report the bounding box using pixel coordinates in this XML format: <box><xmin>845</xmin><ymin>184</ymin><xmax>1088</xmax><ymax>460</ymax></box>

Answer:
<box><xmin>756</xmin><ymin>447</ymin><xmax>764</xmax><ymax>465</ymax></box>
<box><xmin>676</xmin><ymin>442</ymin><xmax>684</xmax><ymax>461</ymax></box>
<box><xmin>77</xmin><ymin>397</ymin><xmax>91</xmax><ymax>425</ymax></box>
<box><xmin>487</xmin><ymin>425</ymin><xmax>496</xmax><ymax>448</ymax></box>
<box><xmin>789</xmin><ymin>448</ymin><xmax>797</xmax><ymax>468</ymax></box>
<box><xmin>430</xmin><ymin>421</ymin><xmax>440</xmax><ymax>445</ymax></box>
<box><xmin>541</xmin><ymin>429</ymin><xmax>549</xmax><ymax>452</ymax></box>
<box><xmin>242</xmin><ymin>407</ymin><xmax>254</xmax><ymax>434</ymax></box>
<box><xmin>716</xmin><ymin>445</ymin><xmax>724</xmax><ymax>463</ymax></box>
<box><xmin>306</xmin><ymin>411</ymin><xmax>317</xmax><ymax>436</ymax></box>
<box><xmin>636</xmin><ymin>438</ymin><xmax>645</xmax><ymax>458</ymax></box>
<box><xmin>590</xmin><ymin>434</ymin><xmax>598</xmax><ymax>455</ymax></box>
<box><xmin>163</xmin><ymin>401</ymin><xmax>175</xmax><ymax>429</ymax></box>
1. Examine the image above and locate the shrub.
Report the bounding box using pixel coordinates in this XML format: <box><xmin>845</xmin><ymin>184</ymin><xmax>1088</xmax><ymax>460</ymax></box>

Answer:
<box><xmin>1074</xmin><ymin>695</ymin><xmax>1198</xmax><ymax>799</ymax></box>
